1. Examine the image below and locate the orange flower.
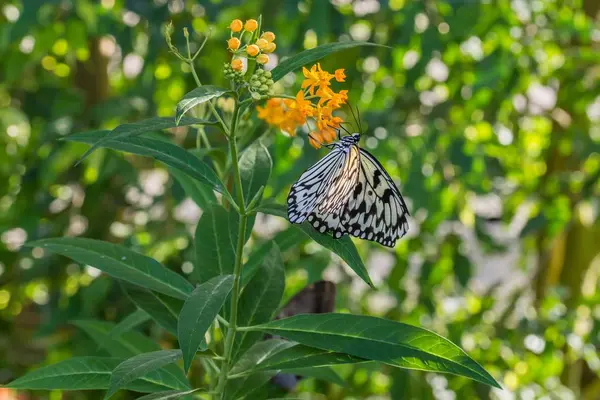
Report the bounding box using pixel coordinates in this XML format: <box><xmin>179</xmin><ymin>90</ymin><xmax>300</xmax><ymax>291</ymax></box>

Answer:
<box><xmin>230</xmin><ymin>19</ymin><xmax>243</xmax><ymax>32</ymax></box>
<box><xmin>301</xmin><ymin>63</ymin><xmax>333</xmax><ymax>95</ymax></box>
<box><xmin>262</xmin><ymin>31</ymin><xmax>276</xmax><ymax>42</ymax></box>
<box><xmin>264</xmin><ymin>42</ymin><xmax>276</xmax><ymax>53</ymax></box>
<box><xmin>256</xmin><ymin>38</ymin><xmax>269</xmax><ymax>50</ymax></box>
<box><xmin>245</xmin><ymin>19</ymin><xmax>258</xmax><ymax>32</ymax></box>
<box><xmin>329</xmin><ymin>90</ymin><xmax>348</xmax><ymax>108</ymax></box>
<box><xmin>247</xmin><ymin>44</ymin><xmax>260</xmax><ymax>57</ymax></box>
<box><xmin>294</xmin><ymin>91</ymin><xmax>315</xmax><ymax>117</ymax></box>
<box><xmin>257</xmin><ymin>98</ymin><xmax>305</xmax><ymax>135</ymax></box>
<box><xmin>316</xmin><ymin>86</ymin><xmax>335</xmax><ymax>105</ymax></box>
<box><xmin>231</xmin><ymin>59</ymin><xmax>243</xmax><ymax>71</ymax></box>
<box><xmin>227</xmin><ymin>37</ymin><xmax>241</xmax><ymax>51</ymax></box>
<box><xmin>309</xmin><ymin>134</ymin><xmax>322</xmax><ymax>149</ymax></box>
<box><xmin>258</xmin><ymin>64</ymin><xmax>348</xmax><ymax>149</ymax></box>
<box><xmin>256</xmin><ymin>54</ymin><xmax>269</xmax><ymax>64</ymax></box>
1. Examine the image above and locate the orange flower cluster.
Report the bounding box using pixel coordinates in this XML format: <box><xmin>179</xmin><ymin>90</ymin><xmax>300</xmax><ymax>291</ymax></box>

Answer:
<box><xmin>257</xmin><ymin>63</ymin><xmax>348</xmax><ymax>149</ymax></box>
<box><xmin>228</xmin><ymin>19</ymin><xmax>276</xmax><ymax>70</ymax></box>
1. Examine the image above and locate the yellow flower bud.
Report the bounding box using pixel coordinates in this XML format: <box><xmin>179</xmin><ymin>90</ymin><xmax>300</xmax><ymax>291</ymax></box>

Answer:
<box><xmin>231</xmin><ymin>58</ymin><xmax>243</xmax><ymax>71</ymax></box>
<box><xmin>264</xmin><ymin>42</ymin><xmax>276</xmax><ymax>53</ymax></box>
<box><xmin>262</xmin><ymin>31</ymin><xmax>276</xmax><ymax>42</ymax></box>
<box><xmin>244</xmin><ymin>19</ymin><xmax>258</xmax><ymax>32</ymax></box>
<box><xmin>227</xmin><ymin>37</ymin><xmax>241</xmax><ymax>51</ymax></box>
<box><xmin>255</xmin><ymin>38</ymin><xmax>269</xmax><ymax>50</ymax></box>
<box><xmin>247</xmin><ymin>44</ymin><xmax>260</xmax><ymax>57</ymax></box>
<box><xmin>230</xmin><ymin>19</ymin><xmax>243</xmax><ymax>32</ymax></box>
<box><xmin>256</xmin><ymin>54</ymin><xmax>269</xmax><ymax>65</ymax></box>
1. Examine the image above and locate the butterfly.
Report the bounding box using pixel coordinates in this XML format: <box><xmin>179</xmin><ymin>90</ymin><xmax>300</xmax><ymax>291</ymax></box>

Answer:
<box><xmin>287</xmin><ymin>132</ymin><xmax>409</xmax><ymax>247</ymax></box>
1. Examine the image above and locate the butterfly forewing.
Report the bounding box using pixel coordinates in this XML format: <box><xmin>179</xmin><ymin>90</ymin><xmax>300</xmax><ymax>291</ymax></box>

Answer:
<box><xmin>287</xmin><ymin>148</ymin><xmax>345</xmax><ymax>224</ymax></box>
<box><xmin>317</xmin><ymin>144</ymin><xmax>360</xmax><ymax>215</ymax></box>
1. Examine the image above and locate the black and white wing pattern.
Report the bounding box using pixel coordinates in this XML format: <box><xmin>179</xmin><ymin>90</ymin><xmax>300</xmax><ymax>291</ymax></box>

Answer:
<box><xmin>287</xmin><ymin>133</ymin><xmax>409</xmax><ymax>247</ymax></box>
<box><xmin>341</xmin><ymin>148</ymin><xmax>409</xmax><ymax>247</ymax></box>
<box><xmin>287</xmin><ymin>145</ymin><xmax>356</xmax><ymax>224</ymax></box>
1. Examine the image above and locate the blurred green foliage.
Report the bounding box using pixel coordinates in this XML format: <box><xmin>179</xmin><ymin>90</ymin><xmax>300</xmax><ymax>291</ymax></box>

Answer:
<box><xmin>1</xmin><ymin>0</ymin><xmax>600</xmax><ymax>399</ymax></box>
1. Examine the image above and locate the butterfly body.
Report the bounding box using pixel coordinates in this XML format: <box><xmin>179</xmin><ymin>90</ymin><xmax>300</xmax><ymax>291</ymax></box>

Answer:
<box><xmin>287</xmin><ymin>133</ymin><xmax>409</xmax><ymax>247</ymax></box>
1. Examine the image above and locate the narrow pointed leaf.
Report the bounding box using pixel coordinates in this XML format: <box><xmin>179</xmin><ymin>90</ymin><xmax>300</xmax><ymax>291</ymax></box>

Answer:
<box><xmin>29</xmin><ymin>238</ymin><xmax>193</xmax><ymax>300</ymax></box>
<box><xmin>258</xmin><ymin>203</ymin><xmax>373</xmax><ymax>287</ymax></box>
<box><xmin>64</xmin><ymin>132</ymin><xmax>229</xmax><ymax>196</ymax></box>
<box><xmin>5</xmin><ymin>357</ymin><xmax>177</xmax><ymax>392</ymax></box>
<box><xmin>253</xmin><ymin>344</ymin><xmax>365</xmax><ymax>371</ymax></box>
<box><xmin>244</xmin><ymin>313</ymin><xmax>501</xmax><ymax>388</ymax></box>
<box><xmin>193</xmin><ymin>205</ymin><xmax>255</xmax><ymax>283</ymax></box>
<box><xmin>238</xmin><ymin>142</ymin><xmax>272</xmax><ymax>205</ymax></box>
<box><xmin>124</xmin><ymin>284</ymin><xmax>182</xmax><ymax>335</ymax></box>
<box><xmin>271</xmin><ymin>41</ymin><xmax>384</xmax><ymax>82</ymax></box>
<box><xmin>230</xmin><ymin>339</ymin><xmax>295</xmax><ymax>376</ymax></box>
<box><xmin>169</xmin><ymin>166</ymin><xmax>217</xmax><ymax>208</ymax></box>
<box><xmin>178</xmin><ymin>274</ymin><xmax>234</xmax><ymax>372</ymax></box>
<box><xmin>76</xmin><ymin>116</ymin><xmax>211</xmax><ymax>163</ymax></box>
<box><xmin>106</xmin><ymin>350</ymin><xmax>183</xmax><ymax>399</ymax></box>
<box><xmin>175</xmin><ymin>86</ymin><xmax>231</xmax><ymax>124</ymax></box>
<box><xmin>242</xmin><ymin>228</ymin><xmax>306</xmax><ymax>286</ymax></box>
<box><xmin>108</xmin><ymin>309</ymin><xmax>150</xmax><ymax>338</ymax></box>
<box><xmin>73</xmin><ymin>320</ymin><xmax>189</xmax><ymax>391</ymax></box>
<box><xmin>286</xmin><ymin>367</ymin><xmax>346</xmax><ymax>387</ymax></box>
<box><xmin>233</xmin><ymin>244</ymin><xmax>285</xmax><ymax>360</ymax></box>
<box><xmin>136</xmin><ymin>389</ymin><xmax>202</xmax><ymax>400</ymax></box>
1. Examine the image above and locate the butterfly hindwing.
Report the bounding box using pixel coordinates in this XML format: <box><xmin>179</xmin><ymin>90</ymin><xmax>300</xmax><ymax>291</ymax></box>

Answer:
<box><xmin>341</xmin><ymin>148</ymin><xmax>409</xmax><ymax>247</ymax></box>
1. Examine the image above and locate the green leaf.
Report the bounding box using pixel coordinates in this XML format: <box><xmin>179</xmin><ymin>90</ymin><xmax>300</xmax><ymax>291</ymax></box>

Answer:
<box><xmin>193</xmin><ymin>205</ymin><xmax>237</xmax><ymax>283</ymax></box>
<box><xmin>230</xmin><ymin>339</ymin><xmax>295</xmax><ymax>376</ymax></box>
<box><xmin>238</xmin><ymin>142</ymin><xmax>272</xmax><ymax>205</ymax></box>
<box><xmin>75</xmin><ymin>116</ymin><xmax>211</xmax><ymax>163</ymax></box>
<box><xmin>253</xmin><ymin>344</ymin><xmax>365</xmax><ymax>371</ymax></box>
<box><xmin>242</xmin><ymin>228</ymin><xmax>305</xmax><ymax>286</ymax></box>
<box><xmin>5</xmin><ymin>357</ymin><xmax>176</xmax><ymax>392</ymax></box>
<box><xmin>258</xmin><ymin>203</ymin><xmax>373</xmax><ymax>287</ymax></box>
<box><xmin>29</xmin><ymin>238</ymin><xmax>193</xmax><ymax>300</ymax></box>
<box><xmin>178</xmin><ymin>274</ymin><xmax>234</xmax><ymax>373</ymax></box>
<box><xmin>243</xmin><ymin>313</ymin><xmax>501</xmax><ymax>388</ymax></box>
<box><xmin>72</xmin><ymin>320</ymin><xmax>189</xmax><ymax>391</ymax></box>
<box><xmin>175</xmin><ymin>86</ymin><xmax>231</xmax><ymax>125</ymax></box>
<box><xmin>271</xmin><ymin>41</ymin><xmax>385</xmax><ymax>82</ymax></box>
<box><xmin>233</xmin><ymin>244</ymin><xmax>285</xmax><ymax>360</ymax></box>
<box><xmin>124</xmin><ymin>284</ymin><xmax>182</xmax><ymax>335</ymax></box>
<box><xmin>193</xmin><ymin>205</ymin><xmax>255</xmax><ymax>284</ymax></box>
<box><xmin>106</xmin><ymin>350</ymin><xmax>183</xmax><ymax>399</ymax></box>
<box><xmin>136</xmin><ymin>389</ymin><xmax>202</xmax><ymax>400</ymax></box>
<box><xmin>286</xmin><ymin>366</ymin><xmax>346</xmax><ymax>387</ymax></box>
<box><xmin>169</xmin><ymin>166</ymin><xmax>217</xmax><ymax>208</ymax></box>
<box><xmin>108</xmin><ymin>309</ymin><xmax>150</xmax><ymax>338</ymax></box>
<box><xmin>64</xmin><ymin>132</ymin><xmax>229</xmax><ymax>197</ymax></box>
<box><xmin>225</xmin><ymin>340</ymin><xmax>291</xmax><ymax>399</ymax></box>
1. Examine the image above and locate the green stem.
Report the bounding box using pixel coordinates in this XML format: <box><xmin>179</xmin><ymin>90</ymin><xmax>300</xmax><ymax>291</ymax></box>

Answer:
<box><xmin>214</xmin><ymin>103</ymin><xmax>246</xmax><ymax>399</ymax></box>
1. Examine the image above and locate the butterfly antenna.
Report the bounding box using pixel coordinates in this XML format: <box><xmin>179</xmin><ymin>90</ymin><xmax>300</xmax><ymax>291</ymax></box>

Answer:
<box><xmin>339</xmin><ymin>124</ymin><xmax>352</xmax><ymax>136</ymax></box>
<box><xmin>347</xmin><ymin>100</ymin><xmax>362</xmax><ymax>134</ymax></box>
<box><xmin>356</xmin><ymin>105</ymin><xmax>363</xmax><ymax>134</ymax></box>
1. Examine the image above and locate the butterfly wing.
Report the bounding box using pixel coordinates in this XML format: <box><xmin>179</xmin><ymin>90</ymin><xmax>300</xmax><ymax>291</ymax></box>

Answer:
<box><xmin>305</xmin><ymin>144</ymin><xmax>360</xmax><ymax>236</ymax></box>
<box><xmin>341</xmin><ymin>148</ymin><xmax>409</xmax><ymax>247</ymax></box>
<box><xmin>287</xmin><ymin>148</ymin><xmax>345</xmax><ymax>224</ymax></box>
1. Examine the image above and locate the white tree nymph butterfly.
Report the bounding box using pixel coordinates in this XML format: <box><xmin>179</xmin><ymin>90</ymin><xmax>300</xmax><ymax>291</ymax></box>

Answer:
<box><xmin>287</xmin><ymin>132</ymin><xmax>409</xmax><ymax>247</ymax></box>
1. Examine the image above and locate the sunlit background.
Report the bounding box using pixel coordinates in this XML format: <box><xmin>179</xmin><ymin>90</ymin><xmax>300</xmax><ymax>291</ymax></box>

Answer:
<box><xmin>1</xmin><ymin>0</ymin><xmax>600</xmax><ymax>399</ymax></box>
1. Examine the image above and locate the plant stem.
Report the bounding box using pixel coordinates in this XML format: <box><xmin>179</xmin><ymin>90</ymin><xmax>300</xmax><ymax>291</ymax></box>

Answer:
<box><xmin>214</xmin><ymin>103</ymin><xmax>246</xmax><ymax>399</ymax></box>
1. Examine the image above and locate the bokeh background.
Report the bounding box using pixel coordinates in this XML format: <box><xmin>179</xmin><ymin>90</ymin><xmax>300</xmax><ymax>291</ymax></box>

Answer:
<box><xmin>2</xmin><ymin>0</ymin><xmax>600</xmax><ymax>399</ymax></box>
